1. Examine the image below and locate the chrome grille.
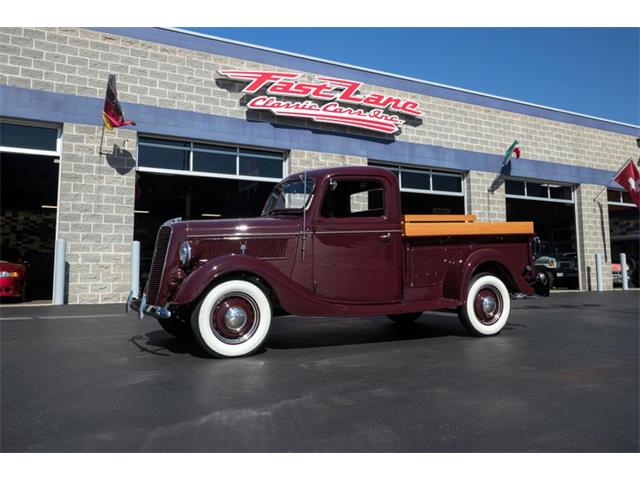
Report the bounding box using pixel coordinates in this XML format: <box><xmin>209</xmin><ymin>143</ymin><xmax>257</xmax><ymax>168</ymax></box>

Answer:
<box><xmin>145</xmin><ymin>226</ymin><xmax>172</xmax><ymax>304</ymax></box>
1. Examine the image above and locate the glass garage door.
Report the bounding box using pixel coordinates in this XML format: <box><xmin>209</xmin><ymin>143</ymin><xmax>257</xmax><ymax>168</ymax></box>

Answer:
<box><xmin>0</xmin><ymin>121</ymin><xmax>61</xmax><ymax>303</ymax></box>
<box><xmin>505</xmin><ymin>178</ymin><xmax>579</xmax><ymax>290</ymax></box>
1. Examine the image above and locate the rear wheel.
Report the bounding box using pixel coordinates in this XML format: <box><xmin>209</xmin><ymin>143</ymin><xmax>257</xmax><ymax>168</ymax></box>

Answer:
<box><xmin>388</xmin><ymin>312</ymin><xmax>422</xmax><ymax>324</ymax></box>
<box><xmin>190</xmin><ymin>279</ymin><xmax>272</xmax><ymax>358</ymax></box>
<box><xmin>157</xmin><ymin>317</ymin><xmax>192</xmax><ymax>339</ymax></box>
<box><xmin>458</xmin><ymin>274</ymin><xmax>511</xmax><ymax>336</ymax></box>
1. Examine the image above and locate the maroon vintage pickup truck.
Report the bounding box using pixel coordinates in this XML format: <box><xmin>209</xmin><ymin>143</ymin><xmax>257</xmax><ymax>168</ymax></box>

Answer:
<box><xmin>128</xmin><ymin>166</ymin><xmax>548</xmax><ymax>358</ymax></box>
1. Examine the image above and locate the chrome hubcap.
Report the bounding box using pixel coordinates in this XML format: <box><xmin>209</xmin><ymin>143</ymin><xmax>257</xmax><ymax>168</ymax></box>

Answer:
<box><xmin>481</xmin><ymin>296</ymin><xmax>497</xmax><ymax>316</ymax></box>
<box><xmin>473</xmin><ymin>286</ymin><xmax>503</xmax><ymax>326</ymax></box>
<box><xmin>211</xmin><ymin>293</ymin><xmax>259</xmax><ymax>345</ymax></box>
<box><xmin>224</xmin><ymin>306</ymin><xmax>247</xmax><ymax>331</ymax></box>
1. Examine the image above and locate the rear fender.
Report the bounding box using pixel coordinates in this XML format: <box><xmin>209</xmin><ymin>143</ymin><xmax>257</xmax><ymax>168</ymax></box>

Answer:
<box><xmin>442</xmin><ymin>248</ymin><xmax>534</xmax><ymax>302</ymax></box>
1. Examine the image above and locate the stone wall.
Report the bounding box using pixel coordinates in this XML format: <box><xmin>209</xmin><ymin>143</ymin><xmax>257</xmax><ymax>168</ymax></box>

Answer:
<box><xmin>57</xmin><ymin>123</ymin><xmax>136</xmax><ymax>303</ymax></box>
<box><xmin>0</xmin><ymin>27</ymin><xmax>637</xmax><ymax>171</ymax></box>
<box><xmin>466</xmin><ymin>171</ymin><xmax>507</xmax><ymax>222</ymax></box>
<box><xmin>575</xmin><ymin>184</ymin><xmax>613</xmax><ymax>291</ymax></box>
<box><xmin>1</xmin><ymin>27</ymin><xmax>635</xmax><ymax>297</ymax></box>
<box><xmin>289</xmin><ymin>150</ymin><xmax>366</xmax><ymax>173</ymax></box>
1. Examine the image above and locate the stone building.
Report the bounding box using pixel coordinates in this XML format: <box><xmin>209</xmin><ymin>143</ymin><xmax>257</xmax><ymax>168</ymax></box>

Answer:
<box><xmin>0</xmin><ymin>27</ymin><xmax>638</xmax><ymax>304</ymax></box>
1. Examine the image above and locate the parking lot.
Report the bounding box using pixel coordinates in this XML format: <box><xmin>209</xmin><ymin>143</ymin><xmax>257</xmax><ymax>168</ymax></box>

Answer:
<box><xmin>1</xmin><ymin>291</ymin><xmax>638</xmax><ymax>452</ymax></box>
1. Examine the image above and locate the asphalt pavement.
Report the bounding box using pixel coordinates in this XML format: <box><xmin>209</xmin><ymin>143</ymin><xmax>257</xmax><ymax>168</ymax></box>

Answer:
<box><xmin>1</xmin><ymin>291</ymin><xmax>638</xmax><ymax>452</ymax></box>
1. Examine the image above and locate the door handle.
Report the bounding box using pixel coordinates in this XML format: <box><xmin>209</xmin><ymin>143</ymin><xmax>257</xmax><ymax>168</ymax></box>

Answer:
<box><xmin>379</xmin><ymin>232</ymin><xmax>391</xmax><ymax>242</ymax></box>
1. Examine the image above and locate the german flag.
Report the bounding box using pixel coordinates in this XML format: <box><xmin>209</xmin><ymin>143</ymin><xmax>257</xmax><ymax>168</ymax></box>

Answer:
<box><xmin>102</xmin><ymin>74</ymin><xmax>136</xmax><ymax>130</ymax></box>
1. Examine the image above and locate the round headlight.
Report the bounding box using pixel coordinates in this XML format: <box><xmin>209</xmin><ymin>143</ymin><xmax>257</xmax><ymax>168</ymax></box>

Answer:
<box><xmin>179</xmin><ymin>241</ymin><xmax>192</xmax><ymax>267</ymax></box>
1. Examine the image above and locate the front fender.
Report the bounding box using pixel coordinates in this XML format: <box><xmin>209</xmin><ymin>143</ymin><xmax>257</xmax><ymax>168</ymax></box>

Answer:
<box><xmin>171</xmin><ymin>255</ymin><xmax>331</xmax><ymax>315</ymax></box>
<box><xmin>442</xmin><ymin>247</ymin><xmax>534</xmax><ymax>301</ymax></box>
<box><xmin>172</xmin><ymin>255</ymin><xmax>285</xmax><ymax>305</ymax></box>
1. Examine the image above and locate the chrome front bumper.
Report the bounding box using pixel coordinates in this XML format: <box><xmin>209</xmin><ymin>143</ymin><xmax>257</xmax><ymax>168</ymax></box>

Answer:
<box><xmin>126</xmin><ymin>292</ymin><xmax>172</xmax><ymax>320</ymax></box>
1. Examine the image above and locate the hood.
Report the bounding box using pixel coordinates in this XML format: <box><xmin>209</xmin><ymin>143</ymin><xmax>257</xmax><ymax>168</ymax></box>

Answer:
<box><xmin>179</xmin><ymin>216</ymin><xmax>301</xmax><ymax>239</ymax></box>
<box><xmin>0</xmin><ymin>261</ymin><xmax>27</xmax><ymax>274</ymax></box>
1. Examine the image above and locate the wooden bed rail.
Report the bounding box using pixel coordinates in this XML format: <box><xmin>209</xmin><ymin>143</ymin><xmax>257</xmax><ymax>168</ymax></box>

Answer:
<box><xmin>402</xmin><ymin>214</ymin><xmax>534</xmax><ymax>237</ymax></box>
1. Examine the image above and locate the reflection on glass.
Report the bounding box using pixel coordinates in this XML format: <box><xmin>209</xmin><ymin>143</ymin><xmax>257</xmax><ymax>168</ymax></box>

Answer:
<box><xmin>432</xmin><ymin>174</ymin><xmax>462</xmax><ymax>192</ymax></box>
<box><xmin>607</xmin><ymin>189</ymin><xmax>621</xmax><ymax>203</ymax></box>
<box><xmin>239</xmin><ymin>154</ymin><xmax>283</xmax><ymax>178</ymax></box>
<box><xmin>548</xmin><ymin>185</ymin><xmax>572</xmax><ymax>200</ymax></box>
<box><xmin>139</xmin><ymin>137</ymin><xmax>189</xmax><ymax>148</ymax></box>
<box><xmin>526</xmin><ymin>182</ymin><xmax>547</xmax><ymax>198</ymax></box>
<box><xmin>505</xmin><ymin>180</ymin><xmax>525</xmax><ymax>196</ymax></box>
<box><xmin>0</xmin><ymin>123</ymin><xmax>58</xmax><ymax>151</ymax></box>
<box><xmin>138</xmin><ymin>145</ymin><xmax>189</xmax><ymax>170</ymax></box>
<box><xmin>193</xmin><ymin>150</ymin><xmax>236</xmax><ymax>175</ymax></box>
<box><xmin>262</xmin><ymin>178</ymin><xmax>315</xmax><ymax>215</ymax></box>
<box><xmin>402</xmin><ymin>170</ymin><xmax>430</xmax><ymax>190</ymax></box>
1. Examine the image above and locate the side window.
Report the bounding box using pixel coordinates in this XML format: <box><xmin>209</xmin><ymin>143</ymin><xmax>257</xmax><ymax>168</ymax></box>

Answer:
<box><xmin>321</xmin><ymin>179</ymin><xmax>385</xmax><ymax>218</ymax></box>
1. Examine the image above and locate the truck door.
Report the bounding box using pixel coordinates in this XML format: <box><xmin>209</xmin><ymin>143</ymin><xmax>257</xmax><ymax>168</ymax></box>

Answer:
<box><xmin>312</xmin><ymin>176</ymin><xmax>402</xmax><ymax>304</ymax></box>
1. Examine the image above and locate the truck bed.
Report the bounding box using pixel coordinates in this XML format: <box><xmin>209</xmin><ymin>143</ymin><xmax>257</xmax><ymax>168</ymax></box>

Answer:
<box><xmin>402</xmin><ymin>214</ymin><xmax>534</xmax><ymax>237</ymax></box>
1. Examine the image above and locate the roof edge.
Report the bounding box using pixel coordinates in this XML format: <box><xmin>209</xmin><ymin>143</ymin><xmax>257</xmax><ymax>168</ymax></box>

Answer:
<box><xmin>164</xmin><ymin>27</ymin><xmax>640</xmax><ymax>131</ymax></box>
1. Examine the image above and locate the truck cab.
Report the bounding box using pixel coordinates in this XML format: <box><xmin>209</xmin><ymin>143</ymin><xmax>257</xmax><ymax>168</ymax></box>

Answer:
<box><xmin>128</xmin><ymin>166</ymin><xmax>548</xmax><ymax>358</ymax></box>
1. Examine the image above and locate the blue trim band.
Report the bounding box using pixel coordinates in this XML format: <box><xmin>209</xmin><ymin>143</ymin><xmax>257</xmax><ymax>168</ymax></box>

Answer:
<box><xmin>89</xmin><ymin>27</ymin><xmax>640</xmax><ymax>137</ymax></box>
<box><xmin>0</xmin><ymin>85</ymin><xmax>623</xmax><ymax>187</ymax></box>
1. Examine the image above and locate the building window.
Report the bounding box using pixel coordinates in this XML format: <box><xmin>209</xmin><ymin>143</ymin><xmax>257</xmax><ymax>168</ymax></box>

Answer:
<box><xmin>607</xmin><ymin>188</ymin><xmax>636</xmax><ymax>207</ymax></box>
<box><xmin>137</xmin><ymin>136</ymin><xmax>285</xmax><ymax>181</ymax></box>
<box><xmin>369</xmin><ymin>161</ymin><xmax>463</xmax><ymax>196</ymax></box>
<box><xmin>138</xmin><ymin>138</ymin><xmax>190</xmax><ymax>171</ymax></box>
<box><xmin>239</xmin><ymin>148</ymin><xmax>284</xmax><ymax>179</ymax></box>
<box><xmin>192</xmin><ymin>144</ymin><xmax>236</xmax><ymax>175</ymax></box>
<box><xmin>505</xmin><ymin>179</ymin><xmax>574</xmax><ymax>204</ymax></box>
<box><xmin>432</xmin><ymin>172</ymin><xmax>463</xmax><ymax>193</ymax></box>
<box><xmin>0</xmin><ymin>121</ymin><xmax>60</xmax><ymax>156</ymax></box>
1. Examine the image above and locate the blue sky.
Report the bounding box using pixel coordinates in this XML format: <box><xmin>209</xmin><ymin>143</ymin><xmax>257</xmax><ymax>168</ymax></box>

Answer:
<box><xmin>185</xmin><ymin>28</ymin><xmax>639</xmax><ymax>125</ymax></box>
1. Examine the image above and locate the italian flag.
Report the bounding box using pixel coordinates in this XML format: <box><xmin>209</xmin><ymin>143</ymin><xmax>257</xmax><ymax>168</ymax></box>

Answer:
<box><xmin>502</xmin><ymin>140</ymin><xmax>521</xmax><ymax>166</ymax></box>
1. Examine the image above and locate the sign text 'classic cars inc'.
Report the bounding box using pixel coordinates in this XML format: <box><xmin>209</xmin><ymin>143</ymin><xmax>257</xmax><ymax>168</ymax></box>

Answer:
<box><xmin>219</xmin><ymin>70</ymin><xmax>424</xmax><ymax>134</ymax></box>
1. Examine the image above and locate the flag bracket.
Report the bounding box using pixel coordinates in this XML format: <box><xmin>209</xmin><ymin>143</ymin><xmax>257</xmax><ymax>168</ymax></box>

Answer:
<box><xmin>98</xmin><ymin>124</ymin><xmax>108</xmax><ymax>156</ymax></box>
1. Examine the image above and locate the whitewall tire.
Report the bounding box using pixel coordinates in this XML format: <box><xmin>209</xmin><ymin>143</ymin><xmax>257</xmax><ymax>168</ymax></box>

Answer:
<box><xmin>458</xmin><ymin>274</ymin><xmax>511</xmax><ymax>336</ymax></box>
<box><xmin>191</xmin><ymin>279</ymin><xmax>272</xmax><ymax>358</ymax></box>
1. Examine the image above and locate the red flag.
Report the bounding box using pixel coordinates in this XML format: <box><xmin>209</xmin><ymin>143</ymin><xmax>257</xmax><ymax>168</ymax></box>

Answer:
<box><xmin>102</xmin><ymin>74</ymin><xmax>135</xmax><ymax>130</ymax></box>
<box><xmin>613</xmin><ymin>160</ymin><xmax>640</xmax><ymax>208</ymax></box>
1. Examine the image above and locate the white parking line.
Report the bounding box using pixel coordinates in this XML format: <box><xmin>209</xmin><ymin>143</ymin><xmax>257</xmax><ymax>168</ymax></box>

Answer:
<box><xmin>0</xmin><ymin>314</ymin><xmax>127</xmax><ymax>321</ymax></box>
<box><xmin>38</xmin><ymin>314</ymin><xmax>126</xmax><ymax>319</ymax></box>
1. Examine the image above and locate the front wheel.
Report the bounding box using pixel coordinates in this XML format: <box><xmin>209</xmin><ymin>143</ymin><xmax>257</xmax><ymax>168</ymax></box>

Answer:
<box><xmin>191</xmin><ymin>279</ymin><xmax>272</xmax><ymax>358</ymax></box>
<box><xmin>458</xmin><ymin>274</ymin><xmax>511</xmax><ymax>336</ymax></box>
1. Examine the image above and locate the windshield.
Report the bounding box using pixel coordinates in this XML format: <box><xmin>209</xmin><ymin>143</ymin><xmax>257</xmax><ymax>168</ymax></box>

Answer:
<box><xmin>262</xmin><ymin>177</ymin><xmax>315</xmax><ymax>216</ymax></box>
